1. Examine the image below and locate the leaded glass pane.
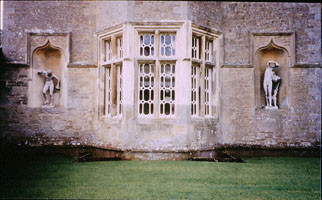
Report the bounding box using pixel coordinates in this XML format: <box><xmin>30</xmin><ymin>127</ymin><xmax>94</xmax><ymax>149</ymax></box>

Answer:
<box><xmin>105</xmin><ymin>67</ymin><xmax>112</xmax><ymax>116</ymax></box>
<box><xmin>139</xmin><ymin>34</ymin><xmax>155</xmax><ymax>57</ymax></box>
<box><xmin>205</xmin><ymin>67</ymin><xmax>212</xmax><ymax>117</ymax></box>
<box><xmin>191</xmin><ymin>64</ymin><xmax>200</xmax><ymax>116</ymax></box>
<box><xmin>117</xmin><ymin>37</ymin><xmax>123</xmax><ymax>59</ymax></box>
<box><xmin>138</xmin><ymin>63</ymin><xmax>154</xmax><ymax>116</ymax></box>
<box><xmin>192</xmin><ymin>37</ymin><xmax>200</xmax><ymax>59</ymax></box>
<box><xmin>117</xmin><ymin>65</ymin><xmax>123</xmax><ymax>115</ymax></box>
<box><xmin>205</xmin><ymin>39</ymin><xmax>213</xmax><ymax>62</ymax></box>
<box><xmin>105</xmin><ymin>40</ymin><xmax>112</xmax><ymax>62</ymax></box>
<box><xmin>160</xmin><ymin>34</ymin><xmax>176</xmax><ymax>57</ymax></box>
<box><xmin>160</xmin><ymin>63</ymin><xmax>175</xmax><ymax>116</ymax></box>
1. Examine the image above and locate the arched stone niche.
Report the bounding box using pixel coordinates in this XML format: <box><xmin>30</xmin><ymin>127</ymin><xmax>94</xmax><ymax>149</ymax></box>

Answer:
<box><xmin>254</xmin><ymin>41</ymin><xmax>290</xmax><ymax>109</ymax></box>
<box><xmin>28</xmin><ymin>41</ymin><xmax>65</xmax><ymax>107</ymax></box>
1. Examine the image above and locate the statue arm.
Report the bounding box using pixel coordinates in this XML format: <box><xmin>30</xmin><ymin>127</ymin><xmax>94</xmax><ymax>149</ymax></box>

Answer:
<box><xmin>37</xmin><ymin>70</ymin><xmax>46</xmax><ymax>75</ymax></box>
<box><xmin>53</xmin><ymin>74</ymin><xmax>60</xmax><ymax>90</ymax></box>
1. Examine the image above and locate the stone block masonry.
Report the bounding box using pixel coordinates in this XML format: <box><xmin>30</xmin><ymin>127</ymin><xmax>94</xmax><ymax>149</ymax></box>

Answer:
<box><xmin>0</xmin><ymin>2</ymin><xmax>320</xmax><ymax>159</ymax></box>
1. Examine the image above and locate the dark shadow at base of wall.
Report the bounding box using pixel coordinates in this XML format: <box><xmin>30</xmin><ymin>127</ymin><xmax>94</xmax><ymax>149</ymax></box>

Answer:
<box><xmin>1</xmin><ymin>141</ymin><xmax>320</xmax><ymax>162</ymax></box>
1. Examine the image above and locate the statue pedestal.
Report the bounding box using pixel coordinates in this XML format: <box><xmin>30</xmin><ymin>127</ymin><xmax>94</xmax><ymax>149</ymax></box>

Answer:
<box><xmin>41</xmin><ymin>104</ymin><xmax>55</xmax><ymax>108</ymax></box>
<box><xmin>265</xmin><ymin>106</ymin><xmax>278</xmax><ymax>110</ymax></box>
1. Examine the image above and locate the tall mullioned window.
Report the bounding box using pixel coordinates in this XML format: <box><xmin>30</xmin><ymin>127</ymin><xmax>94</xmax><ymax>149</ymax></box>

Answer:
<box><xmin>204</xmin><ymin>67</ymin><xmax>212</xmax><ymax>116</ymax></box>
<box><xmin>117</xmin><ymin>65</ymin><xmax>123</xmax><ymax>115</ymax></box>
<box><xmin>191</xmin><ymin>64</ymin><xmax>200</xmax><ymax>116</ymax></box>
<box><xmin>160</xmin><ymin>63</ymin><xmax>175</xmax><ymax>116</ymax></box>
<box><xmin>138</xmin><ymin>63</ymin><xmax>155</xmax><ymax>115</ymax></box>
<box><xmin>138</xmin><ymin>32</ymin><xmax>176</xmax><ymax>117</ymax></box>
<box><xmin>99</xmin><ymin>23</ymin><xmax>219</xmax><ymax>120</ymax></box>
<box><xmin>101</xmin><ymin>33</ymin><xmax>123</xmax><ymax>117</ymax></box>
<box><xmin>191</xmin><ymin>33</ymin><xmax>215</xmax><ymax>118</ymax></box>
<box><xmin>104</xmin><ymin>67</ymin><xmax>112</xmax><ymax>116</ymax></box>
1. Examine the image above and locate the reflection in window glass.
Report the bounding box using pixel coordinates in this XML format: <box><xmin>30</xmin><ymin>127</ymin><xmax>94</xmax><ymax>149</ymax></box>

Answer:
<box><xmin>139</xmin><ymin>34</ymin><xmax>155</xmax><ymax>57</ymax></box>
<box><xmin>160</xmin><ymin>34</ymin><xmax>176</xmax><ymax>57</ymax></box>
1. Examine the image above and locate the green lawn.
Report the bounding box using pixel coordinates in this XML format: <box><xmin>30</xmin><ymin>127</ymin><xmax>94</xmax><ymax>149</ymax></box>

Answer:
<box><xmin>0</xmin><ymin>154</ymin><xmax>320</xmax><ymax>199</ymax></box>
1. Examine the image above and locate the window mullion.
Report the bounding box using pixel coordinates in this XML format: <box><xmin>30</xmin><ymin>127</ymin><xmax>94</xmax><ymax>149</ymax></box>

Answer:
<box><xmin>155</xmin><ymin>30</ymin><xmax>160</xmax><ymax>60</ymax></box>
<box><xmin>111</xmin><ymin>63</ymin><xmax>117</xmax><ymax>116</ymax></box>
<box><xmin>201</xmin><ymin>36</ymin><xmax>206</xmax><ymax>117</ymax></box>
<box><xmin>105</xmin><ymin>66</ymin><xmax>112</xmax><ymax>117</ymax></box>
<box><xmin>111</xmin><ymin>36</ymin><xmax>116</xmax><ymax>61</ymax></box>
<box><xmin>116</xmin><ymin>65</ymin><xmax>122</xmax><ymax>116</ymax></box>
<box><xmin>155</xmin><ymin>31</ymin><xmax>160</xmax><ymax>118</ymax></box>
<box><xmin>155</xmin><ymin>61</ymin><xmax>160</xmax><ymax>118</ymax></box>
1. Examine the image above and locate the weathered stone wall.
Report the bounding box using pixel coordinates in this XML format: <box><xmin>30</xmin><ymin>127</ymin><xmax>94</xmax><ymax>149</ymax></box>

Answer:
<box><xmin>0</xmin><ymin>1</ymin><xmax>99</xmax><ymax>149</ymax></box>
<box><xmin>67</xmin><ymin>66</ymin><xmax>97</xmax><ymax>111</ymax></box>
<box><xmin>0</xmin><ymin>64</ymin><xmax>97</xmax><ymax>147</ymax></box>
<box><xmin>219</xmin><ymin>2</ymin><xmax>321</xmax><ymax>147</ymax></box>
<box><xmin>187</xmin><ymin>1</ymin><xmax>222</xmax><ymax>31</ymax></box>
<box><xmin>96</xmin><ymin>1</ymin><xmax>128</xmax><ymax>31</ymax></box>
<box><xmin>0</xmin><ymin>2</ymin><xmax>320</xmax><ymax>158</ymax></box>
<box><xmin>96</xmin><ymin>1</ymin><xmax>188</xmax><ymax>32</ymax></box>
<box><xmin>2</xmin><ymin>1</ymin><xmax>96</xmax><ymax>63</ymax></box>
<box><xmin>130</xmin><ymin>1</ymin><xmax>187</xmax><ymax>22</ymax></box>
<box><xmin>221</xmin><ymin>3</ymin><xmax>321</xmax><ymax>64</ymax></box>
<box><xmin>0</xmin><ymin>64</ymin><xmax>28</xmax><ymax>106</ymax></box>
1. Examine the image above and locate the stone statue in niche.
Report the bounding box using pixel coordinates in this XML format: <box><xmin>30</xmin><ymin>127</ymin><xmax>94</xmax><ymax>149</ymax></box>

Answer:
<box><xmin>263</xmin><ymin>61</ymin><xmax>281</xmax><ymax>109</ymax></box>
<box><xmin>37</xmin><ymin>70</ymin><xmax>60</xmax><ymax>107</ymax></box>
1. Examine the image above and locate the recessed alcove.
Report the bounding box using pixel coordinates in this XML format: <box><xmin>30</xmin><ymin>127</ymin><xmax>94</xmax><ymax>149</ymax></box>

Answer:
<box><xmin>254</xmin><ymin>41</ymin><xmax>289</xmax><ymax>109</ymax></box>
<box><xmin>28</xmin><ymin>41</ymin><xmax>65</xmax><ymax>107</ymax></box>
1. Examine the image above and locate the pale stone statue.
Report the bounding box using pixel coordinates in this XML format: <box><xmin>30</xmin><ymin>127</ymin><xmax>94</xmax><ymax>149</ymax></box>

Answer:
<box><xmin>37</xmin><ymin>70</ymin><xmax>60</xmax><ymax>106</ymax></box>
<box><xmin>263</xmin><ymin>61</ymin><xmax>281</xmax><ymax>109</ymax></box>
<box><xmin>271</xmin><ymin>71</ymin><xmax>281</xmax><ymax>108</ymax></box>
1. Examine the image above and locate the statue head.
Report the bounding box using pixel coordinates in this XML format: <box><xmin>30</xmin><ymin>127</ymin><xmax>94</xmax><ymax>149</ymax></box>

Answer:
<box><xmin>267</xmin><ymin>61</ymin><xmax>279</xmax><ymax>69</ymax></box>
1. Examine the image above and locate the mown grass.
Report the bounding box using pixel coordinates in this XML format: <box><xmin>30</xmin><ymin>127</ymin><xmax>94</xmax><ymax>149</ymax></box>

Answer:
<box><xmin>0</xmin><ymin>154</ymin><xmax>320</xmax><ymax>199</ymax></box>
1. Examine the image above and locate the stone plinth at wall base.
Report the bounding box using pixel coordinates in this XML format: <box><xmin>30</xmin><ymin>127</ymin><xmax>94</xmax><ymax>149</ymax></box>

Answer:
<box><xmin>1</xmin><ymin>143</ymin><xmax>320</xmax><ymax>161</ymax></box>
<box><xmin>121</xmin><ymin>151</ymin><xmax>192</xmax><ymax>161</ymax></box>
<box><xmin>214</xmin><ymin>144</ymin><xmax>321</xmax><ymax>158</ymax></box>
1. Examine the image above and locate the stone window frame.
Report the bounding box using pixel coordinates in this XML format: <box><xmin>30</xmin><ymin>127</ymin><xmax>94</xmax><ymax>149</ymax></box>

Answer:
<box><xmin>97</xmin><ymin>22</ymin><xmax>221</xmax><ymax>121</ymax></box>
<box><xmin>192</xmin><ymin>36</ymin><xmax>201</xmax><ymax>60</ymax></box>
<box><xmin>191</xmin><ymin>28</ymin><xmax>217</xmax><ymax>118</ymax></box>
<box><xmin>134</xmin><ymin>26</ymin><xmax>180</xmax><ymax>119</ymax></box>
<box><xmin>191</xmin><ymin>63</ymin><xmax>200</xmax><ymax>116</ymax></box>
<box><xmin>98</xmin><ymin>27</ymin><xmax>123</xmax><ymax>118</ymax></box>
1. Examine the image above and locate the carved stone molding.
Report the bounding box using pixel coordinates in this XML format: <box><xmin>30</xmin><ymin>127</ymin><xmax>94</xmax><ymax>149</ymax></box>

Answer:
<box><xmin>250</xmin><ymin>32</ymin><xmax>295</xmax><ymax>67</ymax></box>
<box><xmin>220</xmin><ymin>64</ymin><xmax>253</xmax><ymax>68</ymax></box>
<box><xmin>68</xmin><ymin>63</ymin><xmax>97</xmax><ymax>68</ymax></box>
<box><xmin>26</xmin><ymin>32</ymin><xmax>71</xmax><ymax>108</ymax></box>
<box><xmin>293</xmin><ymin>64</ymin><xmax>322</xmax><ymax>68</ymax></box>
<box><xmin>252</xmin><ymin>33</ymin><xmax>293</xmax><ymax>110</ymax></box>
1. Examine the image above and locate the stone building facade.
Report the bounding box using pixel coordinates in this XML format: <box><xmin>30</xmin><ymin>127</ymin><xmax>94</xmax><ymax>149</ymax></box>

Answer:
<box><xmin>0</xmin><ymin>1</ymin><xmax>321</xmax><ymax>159</ymax></box>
